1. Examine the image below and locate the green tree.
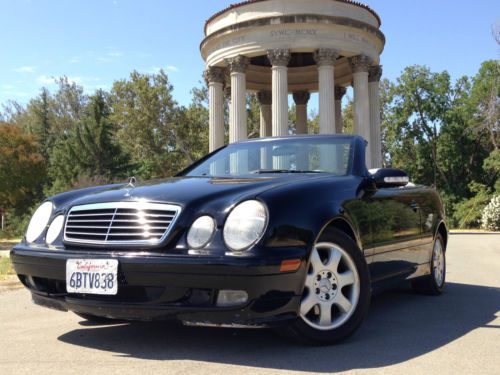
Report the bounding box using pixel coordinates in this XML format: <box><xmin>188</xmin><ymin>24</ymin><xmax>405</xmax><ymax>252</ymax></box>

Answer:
<box><xmin>32</xmin><ymin>89</ymin><xmax>52</xmax><ymax>159</ymax></box>
<box><xmin>172</xmin><ymin>86</ymin><xmax>210</xmax><ymax>166</ymax></box>
<box><xmin>386</xmin><ymin>66</ymin><xmax>453</xmax><ymax>188</ymax></box>
<box><xmin>247</xmin><ymin>93</ymin><xmax>260</xmax><ymax>138</ymax></box>
<box><xmin>110</xmin><ymin>70</ymin><xmax>178</xmax><ymax>178</ymax></box>
<box><xmin>342</xmin><ymin>99</ymin><xmax>354</xmax><ymax>134</ymax></box>
<box><xmin>48</xmin><ymin>91</ymin><xmax>131</xmax><ymax>193</ymax></box>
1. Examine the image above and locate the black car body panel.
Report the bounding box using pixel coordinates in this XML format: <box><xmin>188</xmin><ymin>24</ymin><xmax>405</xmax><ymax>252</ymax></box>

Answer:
<box><xmin>11</xmin><ymin>135</ymin><xmax>448</xmax><ymax>327</ymax></box>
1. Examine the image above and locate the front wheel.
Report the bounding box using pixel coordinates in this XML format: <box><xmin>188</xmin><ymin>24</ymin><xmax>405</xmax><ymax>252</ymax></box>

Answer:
<box><xmin>283</xmin><ymin>228</ymin><xmax>371</xmax><ymax>345</ymax></box>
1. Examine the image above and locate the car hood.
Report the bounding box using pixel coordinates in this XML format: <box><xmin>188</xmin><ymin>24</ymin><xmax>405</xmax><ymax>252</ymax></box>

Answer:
<box><xmin>59</xmin><ymin>175</ymin><xmax>327</xmax><ymax>210</ymax></box>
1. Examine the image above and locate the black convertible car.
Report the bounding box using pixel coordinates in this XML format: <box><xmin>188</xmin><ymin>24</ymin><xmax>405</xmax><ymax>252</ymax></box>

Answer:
<box><xmin>11</xmin><ymin>135</ymin><xmax>448</xmax><ymax>344</ymax></box>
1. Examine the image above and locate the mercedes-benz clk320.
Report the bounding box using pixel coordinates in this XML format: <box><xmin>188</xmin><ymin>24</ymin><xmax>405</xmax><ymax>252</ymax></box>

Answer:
<box><xmin>11</xmin><ymin>135</ymin><xmax>448</xmax><ymax>344</ymax></box>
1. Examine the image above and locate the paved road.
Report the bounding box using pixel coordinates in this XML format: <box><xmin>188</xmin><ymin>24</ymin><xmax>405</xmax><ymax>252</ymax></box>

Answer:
<box><xmin>0</xmin><ymin>234</ymin><xmax>499</xmax><ymax>375</ymax></box>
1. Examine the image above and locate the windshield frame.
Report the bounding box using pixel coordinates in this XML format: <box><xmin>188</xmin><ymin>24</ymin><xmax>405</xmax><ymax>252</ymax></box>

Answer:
<box><xmin>177</xmin><ymin>135</ymin><xmax>360</xmax><ymax>178</ymax></box>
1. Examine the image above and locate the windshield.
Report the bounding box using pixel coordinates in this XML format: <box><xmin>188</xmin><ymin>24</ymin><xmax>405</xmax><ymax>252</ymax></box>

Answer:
<box><xmin>185</xmin><ymin>137</ymin><xmax>353</xmax><ymax>177</ymax></box>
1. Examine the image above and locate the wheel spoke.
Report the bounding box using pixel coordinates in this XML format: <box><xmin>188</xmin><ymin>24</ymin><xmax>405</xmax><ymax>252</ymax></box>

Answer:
<box><xmin>337</xmin><ymin>270</ymin><xmax>355</xmax><ymax>287</ymax></box>
<box><xmin>305</xmin><ymin>272</ymin><xmax>316</xmax><ymax>289</ymax></box>
<box><xmin>300</xmin><ymin>294</ymin><xmax>317</xmax><ymax>316</ymax></box>
<box><xmin>325</xmin><ymin>248</ymin><xmax>342</xmax><ymax>271</ymax></box>
<box><xmin>319</xmin><ymin>303</ymin><xmax>332</xmax><ymax>326</ymax></box>
<box><xmin>309</xmin><ymin>248</ymin><xmax>324</xmax><ymax>273</ymax></box>
<box><xmin>334</xmin><ymin>293</ymin><xmax>353</xmax><ymax>314</ymax></box>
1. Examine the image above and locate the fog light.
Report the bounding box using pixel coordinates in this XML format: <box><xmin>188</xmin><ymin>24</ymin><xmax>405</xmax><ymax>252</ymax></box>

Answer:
<box><xmin>216</xmin><ymin>290</ymin><xmax>248</xmax><ymax>307</ymax></box>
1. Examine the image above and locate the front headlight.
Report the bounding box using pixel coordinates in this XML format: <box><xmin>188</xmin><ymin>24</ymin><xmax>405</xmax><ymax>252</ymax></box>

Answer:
<box><xmin>223</xmin><ymin>200</ymin><xmax>268</xmax><ymax>251</ymax></box>
<box><xmin>187</xmin><ymin>216</ymin><xmax>216</xmax><ymax>249</ymax></box>
<box><xmin>46</xmin><ymin>215</ymin><xmax>65</xmax><ymax>245</ymax></box>
<box><xmin>26</xmin><ymin>201</ymin><xmax>53</xmax><ymax>243</ymax></box>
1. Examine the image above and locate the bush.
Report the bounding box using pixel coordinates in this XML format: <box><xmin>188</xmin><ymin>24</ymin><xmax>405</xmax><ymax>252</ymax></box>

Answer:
<box><xmin>1</xmin><ymin>207</ymin><xmax>34</xmax><ymax>238</ymax></box>
<box><xmin>452</xmin><ymin>193</ymin><xmax>491</xmax><ymax>229</ymax></box>
<box><xmin>481</xmin><ymin>195</ymin><xmax>500</xmax><ymax>231</ymax></box>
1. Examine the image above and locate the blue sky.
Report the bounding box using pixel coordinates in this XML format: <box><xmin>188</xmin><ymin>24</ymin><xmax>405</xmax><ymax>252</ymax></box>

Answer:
<box><xmin>1</xmin><ymin>0</ymin><xmax>499</xmax><ymax>108</ymax></box>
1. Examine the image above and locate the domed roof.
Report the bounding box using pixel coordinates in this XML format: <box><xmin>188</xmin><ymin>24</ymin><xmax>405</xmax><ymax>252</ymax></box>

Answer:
<box><xmin>205</xmin><ymin>0</ymin><xmax>382</xmax><ymax>34</ymax></box>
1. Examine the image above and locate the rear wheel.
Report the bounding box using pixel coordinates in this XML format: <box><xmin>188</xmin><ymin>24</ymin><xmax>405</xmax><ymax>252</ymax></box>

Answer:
<box><xmin>411</xmin><ymin>234</ymin><xmax>446</xmax><ymax>295</ymax></box>
<box><xmin>283</xmin><ymin>228</ymin><xmax>371</xmax><ymax>345</ymax></box>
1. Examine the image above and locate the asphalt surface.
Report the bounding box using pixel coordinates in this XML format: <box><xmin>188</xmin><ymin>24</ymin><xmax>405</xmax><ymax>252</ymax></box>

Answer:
<box><xmin>0</xmin><ymin>234</ymin><xmax>499</xmax><ymax>375</ymax></box>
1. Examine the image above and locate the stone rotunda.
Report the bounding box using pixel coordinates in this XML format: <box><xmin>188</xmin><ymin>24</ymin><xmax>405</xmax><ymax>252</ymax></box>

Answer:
<box><xmin>201</xmin><ymin>0</ymin><xmax>385</xmax><ymax>168</ymax></box>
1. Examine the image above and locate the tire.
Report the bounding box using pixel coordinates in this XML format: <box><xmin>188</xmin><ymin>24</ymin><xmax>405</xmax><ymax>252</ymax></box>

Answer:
<box><xmin>74</xmin><ymin>312</ymin><xmax>119</xmax><ymax>324</ymax></box>
<box><xmin>411</xmin><ymin>234</ymin><xmax>446</xmax><ymax>295</ymax></box>
<box><xmin>283</xmin><ymin>228</ymin><xmax>371</xmax><ymax>345</ymax></box>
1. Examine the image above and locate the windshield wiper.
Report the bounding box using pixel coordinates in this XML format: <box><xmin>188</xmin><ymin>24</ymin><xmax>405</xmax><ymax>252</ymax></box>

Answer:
<box><xmin>252</xmin><ymin>169</ymin><xmax>325</xmax><ymax>174</ymax></box>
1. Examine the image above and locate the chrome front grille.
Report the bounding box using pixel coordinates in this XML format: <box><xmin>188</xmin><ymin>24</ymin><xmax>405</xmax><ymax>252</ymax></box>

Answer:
<box><xmin>63</xmin><ymin>202</ymin><xmax>181</xmax><ymax>246</ymax></box>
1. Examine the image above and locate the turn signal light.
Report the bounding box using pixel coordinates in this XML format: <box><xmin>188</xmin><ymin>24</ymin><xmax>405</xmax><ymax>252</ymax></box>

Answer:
<box><xmin>280</xmin><ymin>259</ymin><xmax>301</xmax><ymax>272</ymax></box>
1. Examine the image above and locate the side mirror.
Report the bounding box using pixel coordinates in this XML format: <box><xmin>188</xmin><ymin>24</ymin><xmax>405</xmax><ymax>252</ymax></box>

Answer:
<box><xmin>370</xmin><ymin>168</ymin><xmax>409</xmax><ymax>188</ymax></box>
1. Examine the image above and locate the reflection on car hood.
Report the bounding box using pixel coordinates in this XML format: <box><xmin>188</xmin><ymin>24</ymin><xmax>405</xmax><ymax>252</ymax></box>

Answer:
<box><xmin>63</xmin><ymin>175</ymin><xmax>328</xmax><ymax>209</ymax></box>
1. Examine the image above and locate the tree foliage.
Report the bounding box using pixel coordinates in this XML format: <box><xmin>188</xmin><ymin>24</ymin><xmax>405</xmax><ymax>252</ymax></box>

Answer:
<box><xmin>110</xmin><ymin>70</ymin><xmax>178</xmax><ymax>178</ymax></box>
<box><xmin>380</xmin><ymin>61</ymin><xmax>499</xmax><ymax>227</ymax></box>
<box><xmin>0</xmin><ymin>122</ymin><xmax>45</xmax><ymax>210</ymax></box>
<box><xmin>48</xmin><ymin>90</ymin><xmax>131</xmax><ymax>194</ymax></box>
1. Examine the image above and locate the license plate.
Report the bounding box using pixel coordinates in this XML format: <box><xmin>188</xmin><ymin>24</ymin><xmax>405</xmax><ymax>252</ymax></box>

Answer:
<box><xmin>66</xmin><ymin>259</ymin><xmax>118</xmax><ymax>295</ymax></box>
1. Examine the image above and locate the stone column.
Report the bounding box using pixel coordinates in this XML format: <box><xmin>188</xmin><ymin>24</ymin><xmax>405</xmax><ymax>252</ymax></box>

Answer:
<box><xmin>204</xmin><ymin>67</ymin><xmax>225</xmax><ymax>152</ymax></box>
<box><xmin>267</xmin><ymin>49</ymin><xmax>291</xmax><ymax>136</ymax></box>
<box><xmin>369</xmin><ymin>65</ymin><xmax>383</xmax><ymax>169</ymax></box>
<box><xmin>226</xmin><ymin>55</ymin><xmax>249</xmax><ymax>143</ymax></box>
<box><xmin>257</xmin><ymin>90</ymin><xmax>272</xmax><ymax>169</ymax></box>
<box><xmin>350</xmin><ymin>55</ymin><xmax>372</xmax><ymax>168</ymax></box>
<box><xmin>226</xmin><ymin>55</ymin><xmax>249</xmax><ymax>174</ymax></box>
<box><xmin>314</xmin><ymin>49</ymin><xmax>339</xmax><ymax>134</ymax></box>
<box><xmin>334</xmin><ymin>86</ymin><xmax>346</xmax><ymax>134</ymax></box>
<box><xmin>293</xmin><ymin>91</ymin><xmax>310</xmax><ymax>135</ymax></box>
<box><xmin>257</xmin><ymin>90</ymin><xmax>272</xmax><ymax>137</ymax></box>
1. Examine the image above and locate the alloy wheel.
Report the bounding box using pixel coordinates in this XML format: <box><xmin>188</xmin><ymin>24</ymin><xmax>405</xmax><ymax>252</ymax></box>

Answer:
<box><xmin>433</xmin><ymin>239</ymin><xmax>445</xmax><ymax>287</ymax></box>
<box><xmin>300</xmin><ymin>242</ymin><xmax>361</xmax><ymax>330</ymax></box>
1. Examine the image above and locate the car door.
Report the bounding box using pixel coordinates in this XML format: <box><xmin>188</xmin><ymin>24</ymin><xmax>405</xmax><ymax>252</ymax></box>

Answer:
<box><xmin>366</xmin><ymin>186</ymin><xmax>423</xmax><ymax>282</ymax></box>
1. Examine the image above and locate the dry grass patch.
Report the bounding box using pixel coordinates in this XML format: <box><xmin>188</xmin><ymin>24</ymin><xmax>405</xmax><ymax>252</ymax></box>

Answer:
<box><xmin>0</xmin><ymin>257</ymin><xmax>16</xmax><ymax>280</ymax></box>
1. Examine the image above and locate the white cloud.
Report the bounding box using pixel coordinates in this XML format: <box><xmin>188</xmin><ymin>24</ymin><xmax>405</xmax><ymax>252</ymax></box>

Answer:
<box><xmin>68</xmin><ymin>57</ymin><xmax>80</xmax><ymax>64</ymax></box>
<box><xmin>68</xmin><ymin>76</ymin><xmax>100</xmax><ymax>85</ymax></box>
<box><xmin>14</xmin><ymin>66</ymin><xmax>36</xmax><ymax>73</ymax></box>
<box><xmin>166</xmin><ymin>65</ymin><xmax>179</xmax><ymax>72</ymax></box>
<box><xmin>107</xmin><ymin>51</ymin><xmax>124</xmax><ymax>57</ymax></box>
<box><xmin>147</xmin><ymin>65</ymin><xmax>179</xmax><ymax>74</ymax></box>
<box><xmin>96</xmin><ymin>50</ymin><xmax>123</xmax><ymax>63</ymax></box>
<box><xmin>96</xmin><ymin>56</ymin><xmax>111</xmax><ymax>63</ymax></box>
<box><xmin>37</xmin><ymin>75</ymin><xmax>56</xmax><ymax>85</ymax></box>
<box><xmin>147</xmin><ymin>66</ymin><xmax>161</xmax><ymax>74</ymax></box>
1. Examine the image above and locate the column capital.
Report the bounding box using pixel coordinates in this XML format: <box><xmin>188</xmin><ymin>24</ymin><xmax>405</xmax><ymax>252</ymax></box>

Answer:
<box><xmin>293</xmin><ymin>91</ymin><xmax>311</xmax><ymax>105</ymax></box>
<box><xmin>349</xmin><ymin>55</ymin><xmax>372</xmax><ymax>73</ymax></box>
<box><xmin>369</xmin><ymin>65</ymin><xmax>383</xmax><ymax>82</ymax></box>
<box><xmin>314</xmin><ymin>49</ymin><xmax>340</xmax><ymax>66</ymax></box>
<box><xmin>225</xmin><ymin>55</ymin><xmax>249</xmax><ymax>74</ymax></box>
<box><xmin>267</xmin><ymin>49</ymin><xmax>291</xmax><ymax>67</ymax></box>
<box><xmin>257</xmin><ymin>90</ymin><xmax>272</xmax><ymax>106</ymax></box>
<box><xmin>204</xmin><ymin>66</ymin><xmax>225</xmax><ymax>84</ymax></box>
<box><xmin>335</xmin><ymin>86</ymin><xmax>347</xmax><ymax>101</ymax></box>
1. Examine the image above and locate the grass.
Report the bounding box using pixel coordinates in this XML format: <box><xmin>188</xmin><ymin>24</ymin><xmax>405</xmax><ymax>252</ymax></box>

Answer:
<box><xmin>0</xmin><ymin>238</ymin><xmax>19</xmax><ymax>281</ymax></box>
<box><xmin>0</xmin><ymin>257</ymin><xmax>16</xmax><ymax>280</ymax></box>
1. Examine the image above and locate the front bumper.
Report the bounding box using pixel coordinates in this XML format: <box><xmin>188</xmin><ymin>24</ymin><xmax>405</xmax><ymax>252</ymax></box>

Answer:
<box><xmin>11</xmin><ymin>244</ymin><xmax>307</xmax><ymax>327</ymax></box>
